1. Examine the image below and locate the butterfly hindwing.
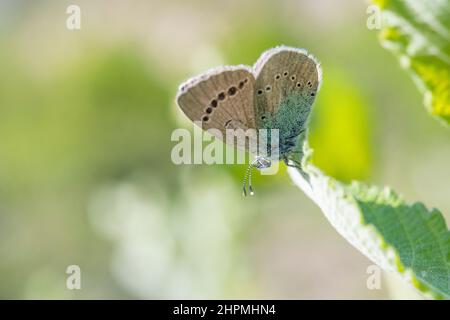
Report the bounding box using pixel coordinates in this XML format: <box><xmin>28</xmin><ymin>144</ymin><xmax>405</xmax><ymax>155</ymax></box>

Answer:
<box><xmin>253</xmin><ymin>46</ymin><xmax>321</xmax><ymax>123</ymax></box>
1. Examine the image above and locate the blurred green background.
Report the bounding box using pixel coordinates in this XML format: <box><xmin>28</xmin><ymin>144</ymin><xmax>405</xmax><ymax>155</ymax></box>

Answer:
<box><xmin>0</xmin><ymin>0</ymin><xmax>448</xmax><ymax>299</ymax></box>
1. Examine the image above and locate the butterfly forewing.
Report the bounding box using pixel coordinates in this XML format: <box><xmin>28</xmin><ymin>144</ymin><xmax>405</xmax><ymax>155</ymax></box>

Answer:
<box><xmin>253</xmin><ymin>47</ymin><xmax>321</xmax><ymax>120</ymax></box>
<box><xmin>176</xmin><ymin>66</ymin><xmax>258</xmax><ymax>153</ymax></box>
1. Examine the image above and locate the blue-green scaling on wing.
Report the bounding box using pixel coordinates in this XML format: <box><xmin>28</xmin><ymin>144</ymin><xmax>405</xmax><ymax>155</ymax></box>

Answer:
<box><xmin>253</xmin><ymin>46</ymin><xmax>322</xmax><ymax>165</ymax></box>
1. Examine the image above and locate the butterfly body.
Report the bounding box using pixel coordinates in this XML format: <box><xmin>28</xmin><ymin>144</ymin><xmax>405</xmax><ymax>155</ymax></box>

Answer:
<box><xmin>176</xmin><ymin>46</ymin><xmax>322</xmax><ymax>195</ymax></box>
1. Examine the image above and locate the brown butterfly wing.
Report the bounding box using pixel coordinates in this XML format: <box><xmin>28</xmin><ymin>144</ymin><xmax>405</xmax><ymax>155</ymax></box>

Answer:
<box><xmin>176</xmin><ymin>66</ymin><xmax>257</xmax><ymax>152</ymax></box>
<box><xmin>253</xmin><ymin>47</ymin><xmax>321</xmax><ymax>119</ymax></box>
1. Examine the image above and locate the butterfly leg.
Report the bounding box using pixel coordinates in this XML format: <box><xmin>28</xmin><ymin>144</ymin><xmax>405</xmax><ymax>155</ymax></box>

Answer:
<box><xmin>284</xmin><ymin>157</ymin><xmax>302</xmax><ymax>169</ymax></box>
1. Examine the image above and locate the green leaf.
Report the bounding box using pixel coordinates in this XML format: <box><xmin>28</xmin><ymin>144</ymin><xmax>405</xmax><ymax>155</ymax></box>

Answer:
<box><xmin>371</xmin><ymin>0</ymin><xmax>450</xmax><ymax>124</ymax></box>
<box><xmin>289</xmin><ymin>139</ymin><xmax>450</xmax><ymax>299</ymax></box>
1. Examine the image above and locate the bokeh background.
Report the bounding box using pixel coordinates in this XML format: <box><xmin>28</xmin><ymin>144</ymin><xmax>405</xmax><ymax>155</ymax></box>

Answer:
<box><xmin>0</xmin><ymin>0</ymin><xmax>448</xmax><ymax>299</ymax></box>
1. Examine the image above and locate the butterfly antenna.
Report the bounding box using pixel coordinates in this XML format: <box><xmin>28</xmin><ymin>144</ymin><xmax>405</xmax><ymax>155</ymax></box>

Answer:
<box><xmin>248</xmin><ymin>165</ymin><xmax>255</xmax><ymax>196</ymax></box>
<box><xmin>242</xmin><ymin>163</ymin><xmax>253</xmax><ymax>197</ymax></box>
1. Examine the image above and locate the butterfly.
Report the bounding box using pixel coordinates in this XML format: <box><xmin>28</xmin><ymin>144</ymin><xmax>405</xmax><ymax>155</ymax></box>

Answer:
<box><xmin>176</xmin><ymin>46</ymin><xmax>322</xmax><ymax>196</ymax></box>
